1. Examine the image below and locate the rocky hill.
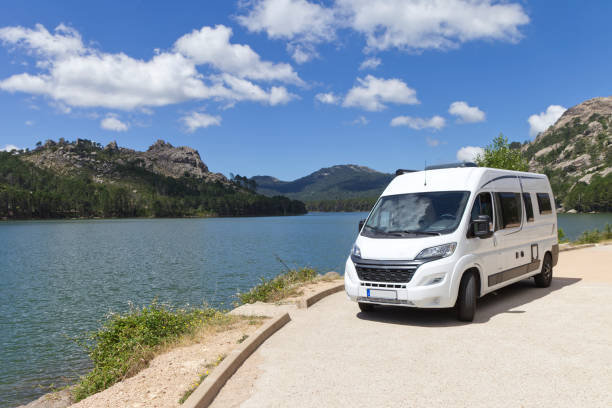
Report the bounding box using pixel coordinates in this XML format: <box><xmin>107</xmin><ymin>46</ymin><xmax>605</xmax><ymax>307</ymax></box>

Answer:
<box><xmin>253</xmin><ymin>164</ymin><xmax>393</xmax><ymax>203</ymax></box>
<box><xmin>523</xmin><ymin>96</ymin><xmax>612</xmax><ymax>211</ymax></box>
<box><xmin>24</xmin><ymin>139</ymin><xmax>228</xmax><ymax>184</ymax></box>
<box><xmin>0</xmin><ymin>139</ymin><xmax>306</xmax><ymax>219</ymax></box>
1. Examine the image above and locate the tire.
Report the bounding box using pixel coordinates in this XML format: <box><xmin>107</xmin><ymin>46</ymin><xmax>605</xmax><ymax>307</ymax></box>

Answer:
<box><xmin>534</xmin><ymin>253</ymin><xmax>553</xmax><ymax>288</ymax></box>
<box><xmin>358</xmin><ymin>302</ymin><xmax>374</xmax><ymax>312</ymax></box>
<box><xmin>456</xmin><ymin>271</ymin><xmax>477</xmax><ymax>322</ymax></box>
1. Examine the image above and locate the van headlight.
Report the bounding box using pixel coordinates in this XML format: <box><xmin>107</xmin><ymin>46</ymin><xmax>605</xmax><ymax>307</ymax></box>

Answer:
<box><xmin>351</xmin><ymin>244</ymin><xmax>362</xmax><ymax>258</ymax></box>
<box><xmin>416</xmin><ymin>242</ymin><xmax>457</xmax><ymax>260</ymax></box>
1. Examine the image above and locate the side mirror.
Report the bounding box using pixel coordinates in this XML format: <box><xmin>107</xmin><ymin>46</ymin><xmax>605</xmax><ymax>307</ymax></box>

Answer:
<box><xmin>358</xmin><ymin>219</ymin><xmax>366</xmax><ymax>232</ymax></box>
<box><xmin>471</xmin><ymin>215</ymin><xmax>493</xmax><ymax>238</ymax></box>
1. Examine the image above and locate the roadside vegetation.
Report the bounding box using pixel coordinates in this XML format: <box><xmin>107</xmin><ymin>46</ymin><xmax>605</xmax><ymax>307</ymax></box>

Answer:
<box><xmin>573</xmin><ymin>223</ymin><xmax>612</xmax><ymax>244</ymax></box>
<box><xmin>72</xmin><ymin>303</ymin><xmax>236</xmax><ymax>402</ymax></box>
<box><xmin>70</xmin><ymin>265</ymin><xmax>333</xmax><ymax>403</ymax></box>
<box><xmin>558</xmin><ymin>224</ymin><xmax>612</xmax><ymax>245</ymax></box>
<box><xmin>237</xmin><ymin>267</ymin><xmax>319</xmax><ymax>304</ymax></box>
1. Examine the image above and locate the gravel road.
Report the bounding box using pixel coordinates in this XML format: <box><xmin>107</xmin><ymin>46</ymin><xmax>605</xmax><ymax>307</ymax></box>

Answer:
<box><xmin>211</xmin><ymin>246</ymin><xmax>612</xmax><ymax>408</ymax></box>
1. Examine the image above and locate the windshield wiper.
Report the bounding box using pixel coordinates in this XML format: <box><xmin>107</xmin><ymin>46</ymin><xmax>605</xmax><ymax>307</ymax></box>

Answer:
<box><xmin>388</xmin><ymin>230</ymin><xmax>441</xmax><ymax>236</ymax></box>
<box><xmin>364</xmin><ymin>225</ymin><xmax>402</xmax><ymax>236</ymax></box>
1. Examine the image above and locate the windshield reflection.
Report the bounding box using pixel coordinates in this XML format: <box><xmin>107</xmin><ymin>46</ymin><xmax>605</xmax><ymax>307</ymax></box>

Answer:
<box><xmin>362</xmin><ymin>191</ymin><xmax>470</xmax><ymax>238</ymax></box>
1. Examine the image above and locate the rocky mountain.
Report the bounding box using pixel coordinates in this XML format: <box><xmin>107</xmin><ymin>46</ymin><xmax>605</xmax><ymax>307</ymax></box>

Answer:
<box><xmin>24</xmin><ymin>138</ymin><xmax>228</xmax><ymax>184</ymax></box>
<box><xmin>523</xmin><ymin>96</ymin><xmax>612</xmax><ymax>211</ymax></box>
<box><xmin>252</xmin><ymin>164</ymin><xmax>394</xmax><ymax>202</ymax></box>
<box><xmin>0</xmin><ymin>138</ymin><xmax>306</xmax><ymax>219</ymax></box>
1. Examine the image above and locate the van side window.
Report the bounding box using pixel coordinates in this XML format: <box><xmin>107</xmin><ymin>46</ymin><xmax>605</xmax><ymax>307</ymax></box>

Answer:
<box><xmin>536</xmin><ymin>193</ymin><xmax>552</xmax><ymax>214</ymax></box>
<box><xmin>495</xmin><ymin>192</ymin><xmax>522</xmax><ymax>229</ymax></box>
<box><xmin>470</xmin><ymin>192</ymin><xmax>493</xmax><ymax>222</ymax></box>
<box><xmin>523</xmin><ymin>193</ymin><xmax>534</xmax><ymax>222</ymax></box>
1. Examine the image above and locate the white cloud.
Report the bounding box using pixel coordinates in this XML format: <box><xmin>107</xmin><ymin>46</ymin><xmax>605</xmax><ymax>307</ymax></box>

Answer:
<box><xmin>456</xmin><ymin>146</ymin><xmax>484</xmax><ymax>162</ymax></box>
<box><xmin>337</xmin><ymin>0</ymin><xmax>529</xmax><ymax>52</ymax></box>
<box><xmin>1</xmin><ymin>144</ymin><xmax>20</xmax><ymax>152</ymax></box>
<box><xmin>426</xmin><ymin>136</ymin><xmax>440</xmax><ymax>147</ymax></box>
<box><xmin>0</xmin><ymin>23</ymin><xmax>84</xmax><ymax>58</ymax></box>
<box><xmin>390</xmin><ymin>115</ymin><xmax>445</xmax><ymax>130</ymax></box>
<box><xmin>0</xmin><ymin>24</ymin><xmax>299</xmax><ymax>111</ymax></box>
<box><xmin>237</xmin><ymin>0</ymin><xmax>336</xmax><ymax>63</ymax></box>
<box><xmin>449</xmin><ymin>101</ymin><xmax>486</xmax><ymax>123</ymax></box>
<box><xmin>219</xmin><ymin>73</ymin><xmax>295</xmax><ymax>106</ymax></box>
<box><xmin>181</xmin><ymin>111</ymin><xmax>222</xmax><ymax>133</ymax></box>
<box><xmin>351</xmin><ymin>115</ymin><xmax>369</xmax><ymax>125</ymax></box>
<box><xmin>238</xmin><ymin>0</ymin><xmax>529</xmax><ymax>59</ymax></box>
<box><xmin>315</xmin><ymin>92</ymin><xmax>340</xmax><ymax>104</ymax></box>
<box><xmin>528</xmin><ymin>105</ymin><xmax>566</xmax><ymax>137</ymax></box>
<box><xmin>358</xmin><ymin>57</ymin><xmax>381</xmax><ymax>70</ymax></box>
<box><xmin>174</xmin><ymin>25</ymin><xmax>302</xmax><ymax>84</ymax></box>
<box><xmin>100</xmin><ymin>115</ymin><xmax>128</xmax><ymax>132</ymax></box>
<box><xmin>25</xmin><ymin>120</ymin><xmax>34</xmax><ymax>126</ymax></box>
<box><xmin>343</xmin><ymin>75</ymin><xmax>418</xmax><ymax>111</ymax></box>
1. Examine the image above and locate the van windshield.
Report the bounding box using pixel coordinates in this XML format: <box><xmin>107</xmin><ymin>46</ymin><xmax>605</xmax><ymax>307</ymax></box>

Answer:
<box><xmin>362</xmin><ymin>191</ymin><xmax>470</xmax><ymax>238</ymax></box>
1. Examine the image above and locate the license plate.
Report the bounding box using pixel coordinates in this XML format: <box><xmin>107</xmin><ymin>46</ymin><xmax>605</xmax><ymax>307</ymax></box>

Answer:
<box><xmin>367</xmin><ymin>289</ymin><xmax>397</xmax><ymax>300</ymax></box>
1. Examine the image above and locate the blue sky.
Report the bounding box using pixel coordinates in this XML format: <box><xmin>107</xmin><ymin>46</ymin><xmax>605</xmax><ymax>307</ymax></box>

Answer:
<box><xmin>1</xmin><ymin>0</ymin><xmax>611</xmax><ymax>180</ymax></box>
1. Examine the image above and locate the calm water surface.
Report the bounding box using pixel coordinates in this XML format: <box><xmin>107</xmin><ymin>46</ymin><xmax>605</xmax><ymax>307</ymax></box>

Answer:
<box><xmin>0</xmin><ymin>212</ymin><xmax>610</xmax><ymax>406</ymax></box>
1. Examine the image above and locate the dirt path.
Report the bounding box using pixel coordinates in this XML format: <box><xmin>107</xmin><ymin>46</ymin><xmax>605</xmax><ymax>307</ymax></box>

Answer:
<box><xmin>211</xmin><ymin>246</ymin><xmax>612</xmax><ymax>408</ymax></box>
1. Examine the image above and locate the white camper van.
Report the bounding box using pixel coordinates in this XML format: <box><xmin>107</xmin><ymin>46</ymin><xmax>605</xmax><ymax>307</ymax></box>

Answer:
<box><xmin>344</xmin><ymin>163</ymin><xmax>559</xmax><ymax>321</ymax></box>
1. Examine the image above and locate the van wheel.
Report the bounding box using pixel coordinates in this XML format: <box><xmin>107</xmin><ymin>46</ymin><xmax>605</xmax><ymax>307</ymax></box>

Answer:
<box><xmin>456</xmin><ymin>272</ymin><xmax>477</xmax><ymax>322</ymax></box>
<box><xmin>534</xmin><ymin>253</ymin><xmax>553</xmax><ymax>288</ymax></box>
<box><xmin>358</xmin><ymin>302</ymin><xmax>374</xmax><ymax>312</ymax></box>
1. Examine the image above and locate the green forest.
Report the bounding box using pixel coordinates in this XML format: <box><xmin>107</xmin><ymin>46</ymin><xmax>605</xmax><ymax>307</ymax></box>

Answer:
<box><xmin>0</xmin><ymin>151</ymin><xmax>306</xmax><ymax>219</ymax></box>
<box><xmin>305</xmin><ymin>197</ymin><xmax>377</xmax><ymax>212</ymax></box>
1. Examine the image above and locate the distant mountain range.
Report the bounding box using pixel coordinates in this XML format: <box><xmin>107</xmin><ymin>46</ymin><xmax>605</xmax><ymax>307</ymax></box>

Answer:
<box><xmin>252</xmin><ymin>165</ymin><xmax>393</xmax><ymax>210</ymax></box>
<box><xmin>253</xmin><ymin>96</ymin><xmax>612</xmax><ymax>213</ymax></box>
<box><xmin>2</xmin><ymin>96</ymin><xmax>609</xmax><ymax>219</ymax></box>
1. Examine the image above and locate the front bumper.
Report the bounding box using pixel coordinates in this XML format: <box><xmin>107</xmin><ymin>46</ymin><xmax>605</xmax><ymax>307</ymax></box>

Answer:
<box><xmin>344</xmin><ymin>256</ymin><xmax>456</xmax><ymax>308</ymax></box>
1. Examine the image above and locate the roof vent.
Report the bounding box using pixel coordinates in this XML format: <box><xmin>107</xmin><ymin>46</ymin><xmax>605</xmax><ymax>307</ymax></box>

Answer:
<box><xmin>425</xmin><ymin>162</ymin><xmax>478</xmax><ymax>170</ymax></box>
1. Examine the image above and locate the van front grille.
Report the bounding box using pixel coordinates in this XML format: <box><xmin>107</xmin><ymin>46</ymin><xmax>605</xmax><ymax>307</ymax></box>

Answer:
<box><xmin>355</xmin><ymin>264</ymin><xmax>417</xmax><ymax>283</ymax></box>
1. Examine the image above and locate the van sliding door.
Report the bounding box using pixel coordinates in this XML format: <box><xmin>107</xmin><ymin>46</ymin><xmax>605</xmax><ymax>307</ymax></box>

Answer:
<box><xmin>489</xmin><ymin>185</ymin><xmax>533</xmax><ymax>287</ymax></box>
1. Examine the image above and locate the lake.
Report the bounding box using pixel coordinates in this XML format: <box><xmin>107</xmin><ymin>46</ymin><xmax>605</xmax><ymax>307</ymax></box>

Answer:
<box><xmin>1</xmin><ymin>212</ymin><xmax>610</xmax><ymax>407</ymax></box>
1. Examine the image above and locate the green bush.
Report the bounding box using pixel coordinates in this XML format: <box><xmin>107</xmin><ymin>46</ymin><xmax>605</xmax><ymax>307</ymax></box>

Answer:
<box><xmin>558</xmin><ymin>228</ymin><xmax>568</xmax><ymax>243</ymax></box>
<box><xmin>73</xmin><ymin>303</ymin><xmax>230</xmax><ymax>401</ymax></box>
<box><xmin>574</xmin><ymin>223</ymin><xmax>612</xmax><ymax>244</ymax></box>
<box><xmin>237</xmin><ymin>267</ymin><xmax>318</xmax><ymax>304</ymax></box>
<box><xmin>475</xmin><ymin>133</ymin><xmax>529</xmax><ymax>171</ymax></box>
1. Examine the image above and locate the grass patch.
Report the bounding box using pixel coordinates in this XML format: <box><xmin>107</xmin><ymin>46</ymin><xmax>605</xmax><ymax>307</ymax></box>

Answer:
<box><xmin>237</xmin><ymin>267</ymin><xmax>318</xmax><ymax>304</ymax></box>
<box><xmin>237</xmin><ymin>334</ymin><xmax>249</xmax><ymax>344</ymax></box>
<box><xmin>573</xmin><ymin>223</ymin><xmax>612</xmax><ymax>244</ymax></box>
<box><xmin>73</xmin><ymin>302</ymin><xmax>233</xmax><ymax>402</ymax></box>
<box><xmin>178</xmin><ymin>354</ymin><xmax>226</xmax><ymax>404</ymax></box>
<box><xmin>558</xmin><ymin>228</ymin><xmax>569</xmax><ymax>243</ymax></box>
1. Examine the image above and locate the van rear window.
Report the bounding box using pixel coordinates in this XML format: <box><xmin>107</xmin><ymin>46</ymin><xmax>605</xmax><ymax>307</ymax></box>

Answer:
<box><xmin>536</xmin><ymin>193</ymin><xmax>552</xmax><ymax>214</ymax></box>
<box><xmin>496</xmin><ymin>192</ymin><xmax>522</xmax><ymax>229</ymax></box>
<box><xmin>523</xmin><ymin>193</ymin><xmax>534</xmax><ymax>222</ymax></box>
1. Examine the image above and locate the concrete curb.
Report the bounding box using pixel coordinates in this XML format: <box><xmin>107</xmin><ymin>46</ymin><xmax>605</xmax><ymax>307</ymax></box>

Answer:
<box><xmin>559</xmin><ymin>243</ymin><xmax>595</xmax><ymax>252</ymax></box>
<box><xmin>298</xmin><ymin>283</ymin><xmax>344</xmax><ymax>309</ymax></box>
<box><xmin>182</xmin><ymin>312</ymin><xmax>291</xmax><ymax>408</ymax></box>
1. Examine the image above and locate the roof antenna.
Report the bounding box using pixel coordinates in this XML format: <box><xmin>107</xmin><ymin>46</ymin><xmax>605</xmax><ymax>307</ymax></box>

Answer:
<box><xmin>424</xmin><ymin>161</ymin><xmax>427</xmax><ymax>186</ymax></box>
